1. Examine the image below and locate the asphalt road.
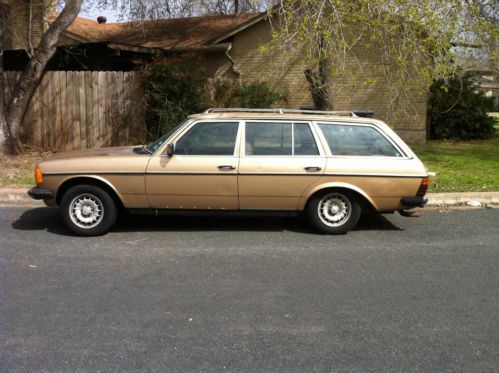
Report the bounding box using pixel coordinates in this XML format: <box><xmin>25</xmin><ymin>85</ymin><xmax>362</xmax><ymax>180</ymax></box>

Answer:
<box><xmin>1</xmin><ymin>206</ymin><xmax>499</xmax><ymax>372</ymax></box>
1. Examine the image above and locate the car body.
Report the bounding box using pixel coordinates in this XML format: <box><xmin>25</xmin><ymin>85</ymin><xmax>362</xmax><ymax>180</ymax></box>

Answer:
<box><xmin>28</xmin><ymin>108</ymin><xmax>429</xmax><ymax>236</ymax></box>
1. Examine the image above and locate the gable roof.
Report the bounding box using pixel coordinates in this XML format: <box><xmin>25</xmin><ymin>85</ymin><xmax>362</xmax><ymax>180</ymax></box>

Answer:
<box><xmin>65</xmin><ymin>13</ymin><xmax>263</xmax><ymax>50</ymax></box>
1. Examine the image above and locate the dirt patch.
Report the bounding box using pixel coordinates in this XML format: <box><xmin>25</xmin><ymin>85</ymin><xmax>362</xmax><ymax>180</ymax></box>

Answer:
<box><xmin>0</xmin><ymin>147</ymin><xmax>55</xmax><ymax>188</ymax></box>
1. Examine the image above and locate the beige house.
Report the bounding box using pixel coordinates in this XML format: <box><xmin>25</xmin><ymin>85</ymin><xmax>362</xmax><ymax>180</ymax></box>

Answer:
<box><xmin>3</xmin><ymin>1</ymin><xmax>428</xmax><ymax>143</ymax></box>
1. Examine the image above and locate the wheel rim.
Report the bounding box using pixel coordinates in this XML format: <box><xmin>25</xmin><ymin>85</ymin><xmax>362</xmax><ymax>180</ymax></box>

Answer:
<box><xmin>317</xmin><ymin>193</ymin><xmax>352</xmax><ymax>227</ymax></box>
<box><xmin>69</xmin><ymin>193</ymin><xmax>104</xmax><ymax>229</ymax></box>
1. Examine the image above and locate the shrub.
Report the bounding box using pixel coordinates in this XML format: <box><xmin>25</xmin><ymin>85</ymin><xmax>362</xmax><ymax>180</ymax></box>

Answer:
<box><xmin>139</xmin><ymin>54</ymin><xmax>208</xmax><ymax>140</ymax></box>
<box><xmin>210</xmin><ymin>79</ymin><xmax>288</xmax><ymax>108</ymax></box>
<box><xmin>430</xmin><ymin>73</ymin><xmax>495</xmax><ymax>140</ymax></box>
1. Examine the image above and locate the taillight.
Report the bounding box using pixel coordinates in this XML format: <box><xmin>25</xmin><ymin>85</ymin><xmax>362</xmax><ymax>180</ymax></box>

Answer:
<box><xmin>416</xmin><ymin>177</ymin><xmax>429</xmax><ymax>196</ymax></box>
<box><xmin>34</xmin><ymin>166</ymin><xmax>44</xmax><ymax>185</ymax></box>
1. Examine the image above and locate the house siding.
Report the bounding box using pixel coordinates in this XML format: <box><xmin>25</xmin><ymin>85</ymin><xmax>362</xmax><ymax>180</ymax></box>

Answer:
<box><xmin>227</xmin><ymin>20</ymin><xmax>427</xmax><ymax>143</ymax></box>
<box><xmin>7</xmin><ymin>0</ymin><xmax>47</xmax><ymax>50</ymax></box>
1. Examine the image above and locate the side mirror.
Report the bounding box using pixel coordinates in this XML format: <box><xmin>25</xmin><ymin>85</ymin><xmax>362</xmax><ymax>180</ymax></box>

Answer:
<box><xmin>164</xmin><ymin>143</ymin><xmax>175</xmax><ymax>157</ymax></box>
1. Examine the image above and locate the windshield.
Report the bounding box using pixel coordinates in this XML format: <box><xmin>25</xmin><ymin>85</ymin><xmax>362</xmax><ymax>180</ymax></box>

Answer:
<box><xmin>145</xmin><ymin>120</ymin><xmax>189</xmax><ymax>154</ymax></box>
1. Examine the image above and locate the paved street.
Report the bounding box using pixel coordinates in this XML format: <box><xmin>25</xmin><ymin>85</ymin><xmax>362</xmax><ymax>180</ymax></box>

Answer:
<box><xmin>1</xmin><ymin>206</ymin><xmax>498</xmax><ymax>372</ymax></box>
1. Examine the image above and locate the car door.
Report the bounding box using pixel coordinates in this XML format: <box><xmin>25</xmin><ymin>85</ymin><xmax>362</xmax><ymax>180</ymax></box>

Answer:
<box><xmin>145</xmin><ymin>120</ymin><xmax>241</xmax><ymax>209</ymax></box>
<box><xmin>238</xmin><ymin>120</ymin><xmax>326</xmax><ymax>210</ymax></box>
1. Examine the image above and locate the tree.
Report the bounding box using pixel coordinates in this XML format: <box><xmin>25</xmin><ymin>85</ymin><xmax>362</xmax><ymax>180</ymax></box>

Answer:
<box><xmin>268</xmin><ymin>0</ymin><xmax>498</xmax><ymax>111</ymax></box>
<box><xmin>91</xmin><ymin>0</ymin><xmax>269</xmax><ymax>20</ymax></box>
<box><xmin>0</xmin><ymin>0</ymin><xmax>83</xmax><ymax>154</ymax></box>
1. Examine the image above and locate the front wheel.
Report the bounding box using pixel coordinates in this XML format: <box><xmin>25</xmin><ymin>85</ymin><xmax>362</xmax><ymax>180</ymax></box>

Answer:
<box><xmin>60</xmin><ymin>185</ymin><xmax>117</xmax><ymax>236</ymax></box>
<box><xmin>307</xmin><ymin>191</ymin><xmax>361</xmax><ymax>234</ymax></box>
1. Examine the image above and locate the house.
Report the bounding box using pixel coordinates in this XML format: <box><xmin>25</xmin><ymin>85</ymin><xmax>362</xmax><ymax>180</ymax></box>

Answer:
<box><xmin>2</xmin><ymin>1</ymin><xmax>428</xmax><ymax>143</ymax></box>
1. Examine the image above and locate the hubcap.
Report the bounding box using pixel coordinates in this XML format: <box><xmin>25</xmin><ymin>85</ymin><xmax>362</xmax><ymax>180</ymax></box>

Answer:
<box><xmin>69</xmin><ymin>193</ymin><xmax>104</xmax><ymax>229</ymax></box>
<box><xmin>318</xmin><ymin>193</ymin><xmax>351</xmax><ymax>227</ymax></box>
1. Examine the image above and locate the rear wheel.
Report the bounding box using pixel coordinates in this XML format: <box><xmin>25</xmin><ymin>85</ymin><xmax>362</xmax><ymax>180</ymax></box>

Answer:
<box><xmin>307</xmin><ymin>191</ymin><xmax>361</xmax><ymax>234</ymax></box>
<box><xmin>60</xmin><ymin>185</ymin><xmax>117</xmax><ymax>236</ymax></box>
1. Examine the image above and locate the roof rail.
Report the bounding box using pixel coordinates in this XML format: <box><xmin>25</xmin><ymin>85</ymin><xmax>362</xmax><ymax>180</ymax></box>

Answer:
<box><xmin>203</xmin><ymin>108</ymin><xmax>358</xmax><ymax>117</ymax></box>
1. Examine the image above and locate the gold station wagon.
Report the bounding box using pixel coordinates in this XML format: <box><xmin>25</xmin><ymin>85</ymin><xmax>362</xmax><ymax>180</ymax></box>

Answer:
<box><xmin>28</xmin><ymin>108</ymin><xmax>429</xmax><ymax>236</ymax></box>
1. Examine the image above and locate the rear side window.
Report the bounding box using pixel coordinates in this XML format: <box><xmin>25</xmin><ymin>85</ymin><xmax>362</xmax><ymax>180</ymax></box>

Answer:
<box><xmin>245</xmin><ymin>122</ymin><xmax>319</xmax><ymax>156</ymax></box>
<box><xmin>318</xmin><ymin>124</ymin><xmax>402</xmax><ymax>157</ymax></box>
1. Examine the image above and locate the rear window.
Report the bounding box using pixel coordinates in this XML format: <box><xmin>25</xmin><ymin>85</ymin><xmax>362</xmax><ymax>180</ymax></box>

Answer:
<box><xmin>318</xmin><ymin>124</ymin><xmax>402</xmax><ymax>157</ymax></box>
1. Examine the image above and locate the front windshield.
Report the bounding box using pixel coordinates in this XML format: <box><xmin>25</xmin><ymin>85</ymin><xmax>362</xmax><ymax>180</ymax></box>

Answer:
<box><xmin>145</xmin><ymin>120</ymin><xmax>189</xmax><ymax>154</ymax></box>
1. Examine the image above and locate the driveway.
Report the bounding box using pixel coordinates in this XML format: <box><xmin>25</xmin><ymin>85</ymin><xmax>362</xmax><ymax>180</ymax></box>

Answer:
<box><xmin>1</xmin><ymin>207</ymin><xmax>498</xmax><ymax>372</ymax></box>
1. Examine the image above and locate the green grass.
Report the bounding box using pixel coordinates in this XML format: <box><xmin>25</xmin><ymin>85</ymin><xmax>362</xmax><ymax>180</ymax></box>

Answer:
<box><xmin>412</xmin><ymin>138</ymin><xmax>499</xmax><ymax>193</ymax></box>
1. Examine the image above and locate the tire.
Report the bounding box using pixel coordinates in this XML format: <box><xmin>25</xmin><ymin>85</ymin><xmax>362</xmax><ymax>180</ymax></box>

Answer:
<box><xmin>307</xmin><ymin>190</ymin><xmax>361</xmax><ymax>234</ymax></box>
<box><xmin>60</xmin><ymin>184</ymin><xmax>117</xmax><ymax>236</ymax></box>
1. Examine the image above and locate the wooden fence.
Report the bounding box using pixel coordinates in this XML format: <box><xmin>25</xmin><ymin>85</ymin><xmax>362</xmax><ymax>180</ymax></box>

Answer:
<box><xmin>3</xmin><ymin>71</ymin><xmax>144</xmax><ymax>151</ymax></box>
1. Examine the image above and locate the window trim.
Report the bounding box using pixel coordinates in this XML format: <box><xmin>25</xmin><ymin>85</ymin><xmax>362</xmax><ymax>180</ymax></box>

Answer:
<box><xmin>242</xmin><ymin>120</ymin><xmax>324</xmax><ymax>157</ymax></box>
<box><xmin>313</xmin><ymin>121</ymin><xmax>409</xmax><ymax>158</ymax></box>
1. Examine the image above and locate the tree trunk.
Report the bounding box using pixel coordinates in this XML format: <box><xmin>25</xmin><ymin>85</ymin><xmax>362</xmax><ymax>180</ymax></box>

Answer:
<box><xmin>234</xmin><ymin>0</ymin><xmax>239</xmax><ymax>14</ymax></box>
<box><xmin>3</xmin><ymin>0</ymin><xmax>82</xmax><ymax>155</ymax></box>
<box><xmin>304</xmin><ymin>36</ymin><xmax>333</xmax><ymax>111</ymax></box>
<box><xmin>0</xmin><ymin>46</ymin><xmax>6</xmax><ymax>151</ymax></box>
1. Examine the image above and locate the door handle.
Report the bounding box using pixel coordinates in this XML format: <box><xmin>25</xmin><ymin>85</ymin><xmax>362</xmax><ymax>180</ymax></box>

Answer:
<box><xmin>304</xmin><ymin>166</ymin><xmax>322</xmax><ymax>172</ymax></box>
<box><xmin>218</xmin><ymin>165</ymin><xmax>236</xmax><ymax>171</ymax></box>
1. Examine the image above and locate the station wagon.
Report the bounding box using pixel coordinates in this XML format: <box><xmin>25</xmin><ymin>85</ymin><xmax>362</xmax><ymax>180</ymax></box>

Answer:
<box><xmin>28</xmin><ymin>109</ymin><xmax>429</xmax><ymax>236</ymax></box>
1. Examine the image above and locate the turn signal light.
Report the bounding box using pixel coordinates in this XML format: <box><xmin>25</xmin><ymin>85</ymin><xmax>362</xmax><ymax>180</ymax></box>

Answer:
<box><xmin>416</xmin><ymin>177</ymin><xmax>429</xmax><ymax>197</ymax></box>
<box><xmin>34</xmin><ymin>166</ymin><xmax>44</xmax><ymax>185</ymax></box>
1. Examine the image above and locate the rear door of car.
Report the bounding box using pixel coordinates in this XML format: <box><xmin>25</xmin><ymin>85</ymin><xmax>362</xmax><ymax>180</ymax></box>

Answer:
<box><xmin>238</xmin><ymin>120</ymin><xmax>326</xmax><ymax>210</ymax></box>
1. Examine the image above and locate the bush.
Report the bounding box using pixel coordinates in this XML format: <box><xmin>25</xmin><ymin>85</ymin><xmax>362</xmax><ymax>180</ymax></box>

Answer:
<box><xmin>139</xmin><ymin>54</ymin><xmax>208</xmax><ymax>140</ymax></box>
<box><xmin>210</xmin><ymin>79</ymin><xmax>288</xmax><ymax>108</ymax></box>
<box><xmin>430</xmin><ymin>73</ymin><xmax>495</xmax><ymax>140</ymax></box>
<box><xmin>139</xmin><ymin>55</ymin><xmax>288</xmax><ymax>140</ymax></box>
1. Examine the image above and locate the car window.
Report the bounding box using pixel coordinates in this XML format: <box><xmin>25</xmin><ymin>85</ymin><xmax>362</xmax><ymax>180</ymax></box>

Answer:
<box><xmin>245</xmin><ymin>122</ymin><xmax>319</xmax><ymax>156</ymax></box>
<box><xmin>246</xmin><ymin>122</ymin><xmax>292</xmax><ymax>155</ymax></box>
<box><xmin>175</xmin><ymin>122</ymin><xmax>239</xmax><ymax>155</ymax></box>
<box><xmin>294</xmin><ymin>123</ymin><xmax>319</xmax><ymax>155</ymax></box>
<box><xmin>318</xmin><ymin>124</ymin><xmax>402</xmax><ymax>157</ymax></box>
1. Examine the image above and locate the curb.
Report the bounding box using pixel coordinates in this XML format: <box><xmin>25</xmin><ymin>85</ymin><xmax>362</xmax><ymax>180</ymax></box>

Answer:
<box><xmin>1</xmin><ymin>187</ymin><xmax>498</xmax><ymax>208</ymax></box>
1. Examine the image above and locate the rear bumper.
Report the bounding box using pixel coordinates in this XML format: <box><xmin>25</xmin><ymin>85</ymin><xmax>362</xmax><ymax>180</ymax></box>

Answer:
<box><xmin>28</xmin><ymin>186</ymin><xmax>55</xmax><ymax>200</ymax></box>
<box><xmin>400</xmin><ymin>196</ymin><xmax>428</xmax><ymax>208</ymax></box>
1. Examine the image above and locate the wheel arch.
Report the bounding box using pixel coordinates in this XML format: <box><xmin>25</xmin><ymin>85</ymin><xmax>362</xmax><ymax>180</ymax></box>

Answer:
<box><xmin>55</xmin><ymin>176</ymin><xmax>125</xmax><ymax>209</ymax></box>
<box><xmin>300</xmin><ymin>182</ymin><xmax>379</xmax><ymax>212</ymax></box>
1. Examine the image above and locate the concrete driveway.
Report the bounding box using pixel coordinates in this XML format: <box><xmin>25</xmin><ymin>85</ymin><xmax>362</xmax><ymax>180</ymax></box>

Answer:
<box><xmin>1</xmin><ymin>207</ymin><xmax>498</xmax><ymax>372</ymax></box>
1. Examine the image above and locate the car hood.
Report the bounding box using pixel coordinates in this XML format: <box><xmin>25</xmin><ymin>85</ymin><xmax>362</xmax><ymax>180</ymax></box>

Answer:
<box><xmin>45</xmin><ymin>146</ymin><xmax>142</xmax><ymax>161</ymax></box>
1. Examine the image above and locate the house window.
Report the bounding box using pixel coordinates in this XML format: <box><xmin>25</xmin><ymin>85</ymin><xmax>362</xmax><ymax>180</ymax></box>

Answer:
<box><xmin>318</xmin><ymin>124</ymin><xmax>402</xmax><ymax>157</ymax></box>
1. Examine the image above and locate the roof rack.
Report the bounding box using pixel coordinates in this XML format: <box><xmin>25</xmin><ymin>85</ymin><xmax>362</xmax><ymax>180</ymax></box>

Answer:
<box><xmin>203</xmin><ymin>108</ymin><xmax>358</xmax><ymax>117</ymax></box>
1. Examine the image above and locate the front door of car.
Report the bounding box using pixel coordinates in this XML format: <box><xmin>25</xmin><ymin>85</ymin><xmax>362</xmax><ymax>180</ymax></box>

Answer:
<box><xmin>145</xmin><ymin>121</ymin><xmax>241</xmax><ymax>209</ymax></box>
<box><xmin>238</xmin><ymin>121</ymin><xmax>326</xmax><ymax>210</ymax></box>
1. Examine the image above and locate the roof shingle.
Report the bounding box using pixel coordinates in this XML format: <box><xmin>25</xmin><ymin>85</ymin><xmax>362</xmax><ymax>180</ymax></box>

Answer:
<box><xmin>66</xmin><ymin>13</ymin><xmax>262</xmax><ymax>50</ymax></box>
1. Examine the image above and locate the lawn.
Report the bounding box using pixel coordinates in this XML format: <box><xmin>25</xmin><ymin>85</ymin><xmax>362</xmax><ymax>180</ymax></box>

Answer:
<box><xmin>0</xmin><ymin>147</ymin><xmax>49</xmax><ymax>188</ymax></box>
<box><xmin>412</xmin><ymin>138</ymin><xmax>499</xmax><ymax>193</ymax></box>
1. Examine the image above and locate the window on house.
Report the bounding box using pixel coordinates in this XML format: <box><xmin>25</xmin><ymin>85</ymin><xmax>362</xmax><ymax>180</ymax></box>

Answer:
<box><xmin>318</xmin><ymin>124</ymin><xmax>402</xmax><ymax>157</ymax></box>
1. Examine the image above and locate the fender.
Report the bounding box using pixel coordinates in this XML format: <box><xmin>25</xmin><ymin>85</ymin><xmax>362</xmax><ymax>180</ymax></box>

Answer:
<box><xmin>298</xmin><ymin>181</ymin><xmax>379</xmax><ymax>211</ymax></box>
<box><xmin>55</xmin><ymin>175</ymin><xmax>125</xmax><ymax>206</ymax></box>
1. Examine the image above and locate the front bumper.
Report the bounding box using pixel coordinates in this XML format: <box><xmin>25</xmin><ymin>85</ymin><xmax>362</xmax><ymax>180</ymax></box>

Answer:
<box><xmin>400</xmin><ymin>196</ymin><xmax>428</xmax><ymax>208</ymax></box>
<box><xmin>28</xmin><ymin>186</ymin><xmax>55</xmax><ymax>200</ymax></box>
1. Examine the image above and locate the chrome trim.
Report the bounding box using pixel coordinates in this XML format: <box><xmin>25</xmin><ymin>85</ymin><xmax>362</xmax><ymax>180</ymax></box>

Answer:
<box><xmin>204</xmin><ymin>108</ymin><xmax>358</xmax><ymax>117</ymax></box>
<box><xmin>46</xmin><ymin>171</ymin><xmax>426</xmax><ymax>178</ymax></box>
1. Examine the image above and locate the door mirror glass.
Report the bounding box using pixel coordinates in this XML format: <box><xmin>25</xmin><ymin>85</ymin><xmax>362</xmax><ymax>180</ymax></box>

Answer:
<box><xmin>164</xmin><ymin>143</ymin><xmax>175</xmax><ymax>157</ymax></box>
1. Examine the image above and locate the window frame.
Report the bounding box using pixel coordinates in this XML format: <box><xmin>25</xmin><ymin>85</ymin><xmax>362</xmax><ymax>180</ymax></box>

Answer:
<box><xmin>242</xmin><ymin>120</ymin><xmax>325</xmax><ymax>157</ymax></box>
<box><xmin>157</xmin><ymin>119</ymin><xmax>243</xmax><ymax>157</ymax></box>
<box><xmin>313</xmin><ymin>121</ymin><xmax>409</xmax><ymax>159</ymax></box>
